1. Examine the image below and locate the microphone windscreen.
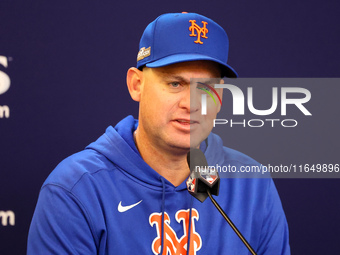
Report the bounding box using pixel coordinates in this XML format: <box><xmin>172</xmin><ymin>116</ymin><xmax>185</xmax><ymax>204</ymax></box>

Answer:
<box><xmin>187</xmin><ymin>148</ymin><xmax>208</xmax><ymax>172</ymax></box>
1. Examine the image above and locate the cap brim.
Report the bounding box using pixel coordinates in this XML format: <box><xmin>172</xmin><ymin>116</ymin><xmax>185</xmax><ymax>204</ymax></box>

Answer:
<box><xmin>145</xmin><ymin>54</ymin><xmax>238</xmax><ymax>78</ymax></box>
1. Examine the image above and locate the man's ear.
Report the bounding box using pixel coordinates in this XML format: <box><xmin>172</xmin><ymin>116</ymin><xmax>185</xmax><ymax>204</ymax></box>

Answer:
<box><xmin>126</xmin><ymin>67</ymin><xmax>143</xmax><ymax>102</ymax></box>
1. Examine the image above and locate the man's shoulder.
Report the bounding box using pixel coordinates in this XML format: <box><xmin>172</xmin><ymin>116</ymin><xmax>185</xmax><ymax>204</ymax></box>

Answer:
<box><xmin>42</xmin><ymin>148</ymin><xmax>115</xmax><ymax>191</ymax></box>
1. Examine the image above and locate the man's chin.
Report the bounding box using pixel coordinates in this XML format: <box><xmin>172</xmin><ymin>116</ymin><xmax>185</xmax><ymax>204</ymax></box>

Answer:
<box><xmin>166</xmin><ymin>143</ymin><xmax>191</xmax><ymax>155</ymax></box>
<box><xmin>165</xmin><ymin>129</ymin><xmax>210</xmax><ymax>153</ymax></box>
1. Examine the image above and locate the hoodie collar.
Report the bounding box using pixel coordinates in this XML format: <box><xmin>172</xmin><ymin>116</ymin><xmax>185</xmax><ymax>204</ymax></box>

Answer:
<box><xmin>86</xmin><ymin>115</ymin><xmax>224</xmax><ymax>191</ymax></box>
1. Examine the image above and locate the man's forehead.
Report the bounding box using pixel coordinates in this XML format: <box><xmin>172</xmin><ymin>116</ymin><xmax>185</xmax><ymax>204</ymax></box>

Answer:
<box><xmin>147</xmin><ymin>72</ymin><xmax>221</xmax><ymax>87</ymax></box>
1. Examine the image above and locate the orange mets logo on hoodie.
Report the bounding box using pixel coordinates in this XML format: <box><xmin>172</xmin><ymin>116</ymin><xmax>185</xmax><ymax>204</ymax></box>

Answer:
<box><xmin>149</xmin><ymin>209</ymin><xmax>202</xmax><ymax>254</ymax></box>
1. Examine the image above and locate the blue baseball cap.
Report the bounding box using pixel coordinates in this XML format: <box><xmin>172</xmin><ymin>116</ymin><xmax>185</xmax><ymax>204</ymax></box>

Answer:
<box><xmin>136</xmin><ymin>12</ymin><xmax>238</xmax><ymax>78</ymax></box>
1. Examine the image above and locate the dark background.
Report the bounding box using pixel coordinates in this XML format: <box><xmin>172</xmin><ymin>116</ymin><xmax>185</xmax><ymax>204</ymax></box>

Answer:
<box><xmin>0</xmin><ymin>0</ymin><xmax>339</xmax><ymax>254</ymax></box>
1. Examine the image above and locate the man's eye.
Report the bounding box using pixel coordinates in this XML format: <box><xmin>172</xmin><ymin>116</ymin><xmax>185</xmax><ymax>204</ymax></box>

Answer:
<box><xmin>170</xmin><ymin>82</ymin><xmax>180</xmax><ymax>88</ymax></box>
<box><xmin>197</xmin><ymin>82</ymin><xmax>211</xmax><ymax>91</ymax></box>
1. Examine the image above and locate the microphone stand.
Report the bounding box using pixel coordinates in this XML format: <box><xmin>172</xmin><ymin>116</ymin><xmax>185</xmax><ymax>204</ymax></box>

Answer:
<box><xmin>207</xmin><ymin>189</ymin><xmax>257</xmax><ymax>255</ymax></box>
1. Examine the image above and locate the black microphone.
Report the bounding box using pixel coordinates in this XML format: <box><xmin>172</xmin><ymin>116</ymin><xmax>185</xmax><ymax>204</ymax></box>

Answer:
<box><xmin>186</xmin><ymin>149</ymin><xmax>257</xmax><ymax>255</ymax></box>
<box><xmin>186</xmin><ymin>148</ymin><xmax>220</xmax><ymax>202</ymax></box>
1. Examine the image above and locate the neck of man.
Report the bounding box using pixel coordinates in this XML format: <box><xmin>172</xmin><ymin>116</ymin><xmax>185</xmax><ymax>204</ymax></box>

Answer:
<box><xmin>133</xmin><ymin>128</ymin><xmax>190</xmax><ymax>187</ymax></box>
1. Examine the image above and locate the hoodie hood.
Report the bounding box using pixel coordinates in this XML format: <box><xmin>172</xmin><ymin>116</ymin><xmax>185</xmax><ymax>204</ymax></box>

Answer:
<box><xmin>86</xmin><ymin>116</ymin><xmax>167</xmax><ymax>189</ymax></box>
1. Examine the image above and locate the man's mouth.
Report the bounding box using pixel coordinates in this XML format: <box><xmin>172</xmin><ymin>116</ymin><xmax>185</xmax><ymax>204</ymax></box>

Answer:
<box><xmin>175</xmin><ymin>119</ymin><xmax>198</xmax><ymax>125</ymax></box>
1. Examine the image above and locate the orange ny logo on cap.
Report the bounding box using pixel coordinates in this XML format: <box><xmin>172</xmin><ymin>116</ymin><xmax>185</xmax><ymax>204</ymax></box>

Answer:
<box><xmin>189</xmin><ymin>20</ymin><xmax>208</xmax><ymax>44</ymax></box>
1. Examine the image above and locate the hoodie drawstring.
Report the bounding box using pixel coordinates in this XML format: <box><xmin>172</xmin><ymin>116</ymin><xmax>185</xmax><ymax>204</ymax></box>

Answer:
<box><xmin>186</xmin><ymin>196</ymin><xmax>194</xmax><ymax>255</ymax></box>
<box><xmin>158</xmin><ymin>178</ymin><xmax>194</xmax><ymax>255</ymax></box>
<box><xmin>159</xmin><ymin>177</ymin><xmax>166</xmax><ymax>255</ymax></box>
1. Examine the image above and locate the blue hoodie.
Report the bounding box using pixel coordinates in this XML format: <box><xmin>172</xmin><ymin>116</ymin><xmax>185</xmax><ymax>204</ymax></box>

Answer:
<box><xmin>27</xmin><ymin>116</ymin><xmax>290</xmax><ymax>254</ymax></box>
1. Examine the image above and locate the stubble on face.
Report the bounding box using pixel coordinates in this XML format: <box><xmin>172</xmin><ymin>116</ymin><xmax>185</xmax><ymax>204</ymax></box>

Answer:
<box><xmin>137</xmin><ymin>61</ymin><xmax>222</xmax><ymax>156</ymax></box>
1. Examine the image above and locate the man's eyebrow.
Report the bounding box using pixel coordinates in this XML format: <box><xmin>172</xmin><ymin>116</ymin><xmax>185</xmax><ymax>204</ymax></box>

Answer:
<box><xmin>159</xmin><ymin>73</ymin><xmax>190</xmax><ymax>84</ymax></box>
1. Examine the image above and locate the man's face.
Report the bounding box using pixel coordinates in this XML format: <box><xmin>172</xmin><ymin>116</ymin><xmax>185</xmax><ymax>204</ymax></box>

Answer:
<box><xmin>137</xmin><ymin>60</ymin><xmax>222</xmax><ymax>153</ymax></box>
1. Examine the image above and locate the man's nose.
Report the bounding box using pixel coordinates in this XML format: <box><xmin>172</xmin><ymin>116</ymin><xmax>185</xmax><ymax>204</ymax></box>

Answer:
<box><xmin>178</xmin><ymin>87</ymin><xmax>200</xmax><ymax>113</ymax></box>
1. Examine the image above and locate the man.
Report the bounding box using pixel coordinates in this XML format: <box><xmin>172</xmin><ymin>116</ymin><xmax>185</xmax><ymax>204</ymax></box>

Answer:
<box><xmin>27</xmin><ymin>12</ymin><xmax>290</xmax><ymax>254</ymax></box>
